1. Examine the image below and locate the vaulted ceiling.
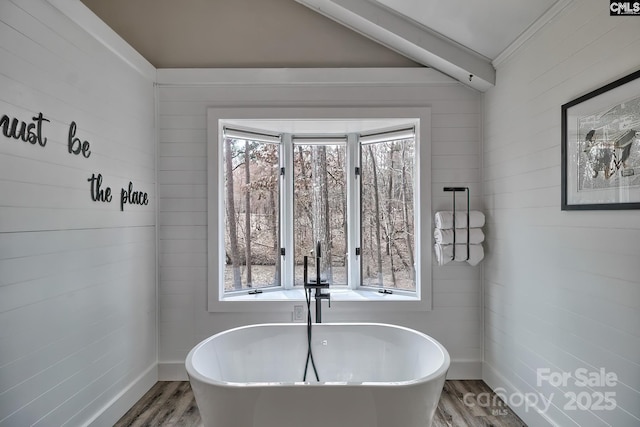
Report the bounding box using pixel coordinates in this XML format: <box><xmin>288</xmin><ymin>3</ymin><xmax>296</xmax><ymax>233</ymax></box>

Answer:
<box><xmin>79</xmin><ymin>0</ymin><xmax>566</xmax><ymax>91</ymax></box>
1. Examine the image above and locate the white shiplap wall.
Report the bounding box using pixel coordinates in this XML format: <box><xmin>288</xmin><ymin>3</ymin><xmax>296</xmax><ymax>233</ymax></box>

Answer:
<box><xmin>483</xmin><ymin>1</ymin><xmax>640</xmax><ymax>426</ymax></box>
<box><xmin>0</xmin><ymin>1</ymin><xmax>156</xmax><ymax>426</ymax></box>
<box><xmin>157</xmin><ymin>68</ymin><xmax>484</xmax><ymax>380</ymax></box>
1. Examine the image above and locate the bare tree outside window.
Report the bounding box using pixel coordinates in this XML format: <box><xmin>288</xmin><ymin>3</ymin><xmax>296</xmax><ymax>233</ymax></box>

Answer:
<box><xmin>293</xmin><ymin>144</ymin><xmax>347</xmax><ymax>286</ymax></box>
<box><xmin>223</xmin><ymin>138</ymin><xmax>280</xmax><ymax>291</ymax></box>
<box><xmin>361</xmin><ymin>138</ymin><xmax>415</xmax><ymax>290</ymax></box>
<box><xmin>224</xmin><ymin>137</ymin><xmax>242</xmax><ymax>290</ymax></box>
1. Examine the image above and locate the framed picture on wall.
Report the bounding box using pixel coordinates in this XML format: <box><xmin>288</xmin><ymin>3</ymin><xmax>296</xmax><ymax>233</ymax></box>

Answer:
<box><xmin>561</xmin><ymin>69</ymin><xmax>640</xmax><ymax>210</ymax></box>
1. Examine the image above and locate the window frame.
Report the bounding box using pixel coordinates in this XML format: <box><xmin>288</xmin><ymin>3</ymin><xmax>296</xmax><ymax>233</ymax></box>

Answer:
<box><xmin>288</xmin><ymin>135</ymin><xmax>350</xmax><ymax>290</ymax></box>
<box><xmin>357</xmin><ymin>129</ymin><xmax>417</xmax><ymax>293</ymax></box>
<box><xmin>221</xmin><ymin>129</ymin><xmax>283</xmax><ymax>293</ymax></box>
<box><xmin>208</xmin><ymin>107</ymin><xmax>432</xmax><ymax>313</ymax></box>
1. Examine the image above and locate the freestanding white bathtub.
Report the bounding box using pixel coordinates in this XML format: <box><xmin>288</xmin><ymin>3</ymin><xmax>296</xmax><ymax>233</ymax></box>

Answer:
<box><xmin>186</xmin><ymin>323</ymin><xmax>450</xmax><ymax>427</ymax></box>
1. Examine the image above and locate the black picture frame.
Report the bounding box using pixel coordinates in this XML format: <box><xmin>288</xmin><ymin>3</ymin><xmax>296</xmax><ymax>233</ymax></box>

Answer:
<box><xmin>561</xmin><ymin>69</ymin><xmax>640</xmax><ymax>210</ymax></box>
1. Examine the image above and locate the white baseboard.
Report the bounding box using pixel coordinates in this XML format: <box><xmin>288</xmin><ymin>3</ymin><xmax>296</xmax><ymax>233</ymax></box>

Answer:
<box><xmin>483</xmin><ymin>362</ymin><xmax>554</xmax><ymax>427</ymax></box>
<box><xmin>158</xmin><ymin>359</ymin><xmax>482</xmax><ymax>382</ymax></box>
<box><xmin>86</xmin><ymin>364</ymin><xmax>158</xmax><ymax>427</ymax></box>
<box><xmin>159</xmin><ymin>361</ymin><xmax>189</xmax><ymax>381</ymax></box>
<box><xmin>447</xmin><ymin>359</ymin><xmax>482</xmax><ymax>379</ymax></box>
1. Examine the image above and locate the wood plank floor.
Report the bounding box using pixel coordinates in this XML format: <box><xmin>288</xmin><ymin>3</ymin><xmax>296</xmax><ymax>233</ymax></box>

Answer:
<box><xmin>115</xmin><ymin>380</ymin><xmax>527</xmax><ymax>427</ymax></box>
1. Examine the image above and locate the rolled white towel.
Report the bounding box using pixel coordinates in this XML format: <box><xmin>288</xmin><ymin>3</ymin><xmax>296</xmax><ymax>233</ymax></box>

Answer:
<box><xmin>434</xmin><ymin>211</ymin><xmax>485</xmax><ymax>229</ymax></box>
<box><xmin>434</xmin><ymin>243</ymin><xmax>484</xmax><ymax>266</ymax></box>
<box><xmin>434</xmin><ymin>228</ymin><xmax>485</xmax><ymax>245</ymax></box>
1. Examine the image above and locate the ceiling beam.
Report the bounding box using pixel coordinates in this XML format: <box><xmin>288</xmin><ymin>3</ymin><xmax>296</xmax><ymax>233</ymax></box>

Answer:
<box><xmin>296</xmin><ymin>0</ymin><xmax>496</xmax><ymax>91</ymax></box>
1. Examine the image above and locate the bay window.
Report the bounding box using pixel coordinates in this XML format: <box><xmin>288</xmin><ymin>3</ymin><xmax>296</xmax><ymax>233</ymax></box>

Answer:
<box><xmin>208</xmin><ymin>107</ymin><xmax>431</xmax><ymax>312</ymax></box>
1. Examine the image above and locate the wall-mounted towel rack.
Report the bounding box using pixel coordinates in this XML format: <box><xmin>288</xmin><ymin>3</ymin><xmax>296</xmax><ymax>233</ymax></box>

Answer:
<box><xmin>443</xmin><ymin>187</ymin><xmax>470</xmax><ymax>261</ymax></box>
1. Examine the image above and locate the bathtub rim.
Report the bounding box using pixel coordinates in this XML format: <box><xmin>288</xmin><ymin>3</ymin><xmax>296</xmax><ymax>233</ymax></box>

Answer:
<box><xmin>185</xmin><ymin>322</ymin><xmax>450</xmax><ymax>389</ymax></box>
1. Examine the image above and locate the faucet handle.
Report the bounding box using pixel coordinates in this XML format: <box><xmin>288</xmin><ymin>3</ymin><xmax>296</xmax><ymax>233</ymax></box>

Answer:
<box><xmin>321</xmin><ymin>289</ymin><xmax>331</xmax><ymax>307</ymax></box>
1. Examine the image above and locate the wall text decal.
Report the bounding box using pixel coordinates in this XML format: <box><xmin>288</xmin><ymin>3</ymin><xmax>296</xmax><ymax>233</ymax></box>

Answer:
<box><xmin>68</xmin><ymin>121</ymin><xmax>91</xmax><ymax>158</ymax></box>
<box><xmin>121</xmin><ymin>181</ymin><xmax>150</xmax><ymax>211</ymax></box>
<box><xmin>1</xmin><ymin>112</ymin><xmax>49</xmax><ymax>147</ymax></box>
<box><xmin>88</xmin><ymin>173</ymin><xmax>113</xmax><ymax>203</ymax></box>
<box><xmin>2</xmin><ymin>111</ymin><xmax>150</xmax><ymax>211</ymax></box>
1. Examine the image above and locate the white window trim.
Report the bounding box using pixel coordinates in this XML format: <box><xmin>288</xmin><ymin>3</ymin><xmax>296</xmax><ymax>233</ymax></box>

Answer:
<box><xmin>208</xmin><ymin>106</ymin><xmax>431</xmax><ymax>313</ymax></box>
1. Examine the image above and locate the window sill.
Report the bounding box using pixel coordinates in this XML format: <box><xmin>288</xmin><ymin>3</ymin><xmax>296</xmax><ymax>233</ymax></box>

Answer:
<box><xmin>210</xmin><ymin>287</ymin><xmax>429</xmax><ymax>313</ymax></box>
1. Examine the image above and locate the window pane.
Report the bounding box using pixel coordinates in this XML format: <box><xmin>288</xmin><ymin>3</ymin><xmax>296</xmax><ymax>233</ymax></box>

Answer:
<box><xmin>293</xmin><ymin>144</ymin><xmax>347</xmax><ymax>286</ymax></box>
<box><xmin>361</xmin><ymin>138</ymin><xmax>415</xmax><ymax>290</ymax></box>
<box><xmin>223</xmin><ymin>137</ymin><xmax>280</xmax><ymax>292</ymax></box>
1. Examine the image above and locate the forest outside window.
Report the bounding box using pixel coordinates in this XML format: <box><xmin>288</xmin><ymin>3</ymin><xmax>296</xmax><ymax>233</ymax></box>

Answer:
<box><xmin>221</xmin><ymin>124</ymin><xmax>417</xmax><ymax>297</ymax></box>
<box><xmin>223</xmin><ymin>129</ymin><xmax>281</xmax><ymax>292</ymax></box>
